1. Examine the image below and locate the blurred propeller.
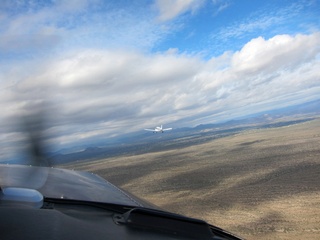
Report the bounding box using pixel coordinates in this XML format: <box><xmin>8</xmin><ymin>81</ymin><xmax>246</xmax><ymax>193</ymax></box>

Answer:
<box><xmin>22</xmin><ymin>109</ymin><xmax>51</xmax><ymax>167</ymax></box>
<box><xmin>1</xmin><ymin>105</ymin><xmax>53</xmax><ymax>189</ymax></box>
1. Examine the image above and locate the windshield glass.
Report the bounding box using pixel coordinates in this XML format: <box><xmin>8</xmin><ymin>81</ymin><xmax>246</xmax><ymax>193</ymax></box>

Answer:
<box><xmin>0</xmin><ymin>164</ymin><xmax>145</xmax><ymax>207</ymax></box>
<box><xmin>1</xmin><ymin>1</ymin><xmax>319</xmax><ymax>239</ymax></box>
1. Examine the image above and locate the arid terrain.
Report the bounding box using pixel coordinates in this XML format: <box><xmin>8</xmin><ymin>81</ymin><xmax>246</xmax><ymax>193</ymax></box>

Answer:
<box><xmin>64</xmin><ymin>118</ymin><xmax>320</xmax><ymax>239</ymax></box>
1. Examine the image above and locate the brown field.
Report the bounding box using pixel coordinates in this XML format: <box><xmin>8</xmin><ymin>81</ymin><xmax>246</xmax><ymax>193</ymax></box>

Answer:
<box><xmin>64</xmin><ymin>118</ymin><xmax>320</xmax><ymax>239</ymax></box>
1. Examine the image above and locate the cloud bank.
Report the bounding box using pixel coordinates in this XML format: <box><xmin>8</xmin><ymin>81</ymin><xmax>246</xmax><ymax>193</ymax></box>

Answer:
<box><xmin>1</xmin><ymin>32</ymin><xmax>319</xmax><ymax>156</ymax></box>
<box><xmin>0</xmin><ymin>0</ymin><xmax>319</xmax><ymax>160</ymax></box>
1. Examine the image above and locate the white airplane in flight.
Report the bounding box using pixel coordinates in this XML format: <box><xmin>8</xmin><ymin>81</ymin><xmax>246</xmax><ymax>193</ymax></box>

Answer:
<box><xmin>144</xmin><ymin>125</ymin><xmax>172</xmax><ymax>133</ymax></box>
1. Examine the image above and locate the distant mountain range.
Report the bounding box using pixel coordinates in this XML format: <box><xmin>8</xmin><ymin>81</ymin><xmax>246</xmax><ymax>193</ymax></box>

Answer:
<box><xmin>50</xmin><ymin>98</ymin><xmax>320</xmax><ymax>164</ymax></box>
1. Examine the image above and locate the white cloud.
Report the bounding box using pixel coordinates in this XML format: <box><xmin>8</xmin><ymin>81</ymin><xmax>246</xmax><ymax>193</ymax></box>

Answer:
<box><xmin>0</xmin><ymin>1</ymin><xmax>170</xmax><ymax>58</ymax></box>
<box><xmin>211</xmin><ymin>0</ymin><xmax>231</xmax><ymax>15</ymax></box>
<box><xmin>154</xmin><ymin>0</ymin><xmax>205</xmax><ymax>21</ymax></box>
<box><xmin>54</xmin><ymin>0</ymin><xmax>94</xmax><ymax>13</ymax></box>
<box><xmin>1</xmin><ymin>19</ymin><xmax>319</xmax><ymax>159</ymax></box>
<box><xmin>232</xmin><ymin>33</ymin><xmax>320</xmax><ymax>73</ymax></box>
<box><xmin>1</xmin><ymin>1</ymin><xmax>319</xmax><ymax>162</ymax></box>
<box><xmin>222</xmin><ymin>16</ymin><xmax>282</xmax><ymax>39</ymax></box>
<box><xmin>209</xmin><ymin>0</ymin><xmax>317</xmax><ymax>55</ymax></box>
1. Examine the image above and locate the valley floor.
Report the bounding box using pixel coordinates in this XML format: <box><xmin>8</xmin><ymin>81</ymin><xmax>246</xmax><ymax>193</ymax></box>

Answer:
<box><xmin>64</xmin><ymin>118</ymin><xmax>320</xmax><ymax>240</ymax></box>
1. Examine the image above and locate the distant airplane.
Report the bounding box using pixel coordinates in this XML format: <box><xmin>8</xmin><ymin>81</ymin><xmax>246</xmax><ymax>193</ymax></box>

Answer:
<box><xmin>144</xmin><ymin>125</ymin><xmax>172</xmax><ymax>133</ymax></box>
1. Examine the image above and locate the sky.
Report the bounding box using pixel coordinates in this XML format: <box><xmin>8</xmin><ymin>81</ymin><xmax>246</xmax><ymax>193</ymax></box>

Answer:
<box><xmin>0</xmin><ymin>0</ymin><xmax>319</xmax><ymax>159</ymax></box>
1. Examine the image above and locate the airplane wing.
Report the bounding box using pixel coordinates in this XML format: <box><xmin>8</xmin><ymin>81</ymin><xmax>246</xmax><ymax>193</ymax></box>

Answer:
<box><xmin>162</xmin><ymin>128</ymin><xmax>172</xmax><ymax>131</ymax></box>
<box><xmin>144</xmin><ymin>129</ymin><xmax>155</xmax><ymax>131</ymax></box>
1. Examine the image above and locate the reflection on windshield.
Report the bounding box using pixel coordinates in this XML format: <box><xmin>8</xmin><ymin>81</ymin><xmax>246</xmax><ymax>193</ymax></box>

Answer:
<box><xmin>0</xmin><ymin>164</ymin><xmax>143</xmax><ymax>206</ymax></box>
